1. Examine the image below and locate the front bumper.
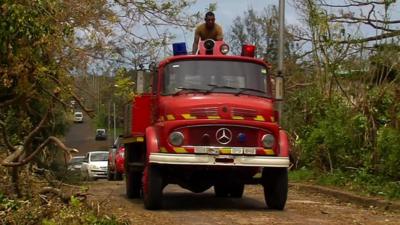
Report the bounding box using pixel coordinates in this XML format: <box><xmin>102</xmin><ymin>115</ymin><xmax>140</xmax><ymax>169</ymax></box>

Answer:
<box><xmin>149</xmin><ymin>153</ymin><xmax>289</xmax><ymax>167</ymax></box>
<box><xmin>89</xmin><ymin>170</ymin><xmax>108</xmax><ymax>178</ymax></box>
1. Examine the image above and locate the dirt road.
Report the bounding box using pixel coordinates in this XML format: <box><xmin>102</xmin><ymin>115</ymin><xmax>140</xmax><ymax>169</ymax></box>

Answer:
<box><xmin>86</xmin><ymin>181</ymin><xmax>399</xmax><ymax>225</ymax></box>
<box><xmin>65</xmin><ymin>120</ymin><xmax>400</xmax><ymax>225</ymax></box>
<box><xmin>64</xmin><ymin>115</ymin><xmax>111</xmax><ymax>155</ymax></box>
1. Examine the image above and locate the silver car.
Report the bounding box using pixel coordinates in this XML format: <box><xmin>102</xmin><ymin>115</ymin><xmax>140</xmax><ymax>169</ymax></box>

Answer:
<box><xmin>68</xmin><ymin>156</ymin><xmax>85</xmax><ymax>172</ymax></box>
<box><xmin>80</xmin><ymin>151</ymin><xmax>108</xmax><ymax>180</ymax></box>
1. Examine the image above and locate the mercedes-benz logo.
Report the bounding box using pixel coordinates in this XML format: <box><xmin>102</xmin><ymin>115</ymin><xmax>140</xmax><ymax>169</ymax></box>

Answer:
<box><xmin>216</xmin><ymin>128</ymin><xmax>232</xmax><ymax>145</ymax></box>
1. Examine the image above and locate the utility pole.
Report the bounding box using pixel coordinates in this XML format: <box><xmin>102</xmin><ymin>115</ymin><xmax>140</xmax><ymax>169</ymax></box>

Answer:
<box><xmin>108</xmin><ymin>101</ymin><xmax>111</xmax><ymax>139</ymax></box>
<box><xmin>276</xmin><ymin>0</ymin><xmax>285</xmax><ymax>123</ymax></box>
<box><xmin>113</xmin><ymin>102</ymin><xmax>116</xmax><ymax>142</ymax></box>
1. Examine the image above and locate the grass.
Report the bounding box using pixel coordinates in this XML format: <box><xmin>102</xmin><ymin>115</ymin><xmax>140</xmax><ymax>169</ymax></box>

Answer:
<box><xmin>289</xmin><ymin>168</ymin><xmax>400</xmax><ymax>200</ymax></box>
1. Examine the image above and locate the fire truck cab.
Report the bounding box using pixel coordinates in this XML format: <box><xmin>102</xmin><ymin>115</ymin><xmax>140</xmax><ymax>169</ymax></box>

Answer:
<box><xmin>123</xmin><ymin>40</ymin><xmax>290</xmax><ymax>210</ymax></box>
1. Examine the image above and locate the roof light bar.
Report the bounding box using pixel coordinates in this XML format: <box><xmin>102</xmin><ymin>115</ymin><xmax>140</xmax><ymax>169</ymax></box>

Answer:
<box><xmin>172</xmin><ymin>42</ymin><xmax>187</xmax><ymax>56</ymax></box>
<box><xmin>241</xmin><ymin>44</ymin><xmax>256</xmax><ymax>57</ymax></box>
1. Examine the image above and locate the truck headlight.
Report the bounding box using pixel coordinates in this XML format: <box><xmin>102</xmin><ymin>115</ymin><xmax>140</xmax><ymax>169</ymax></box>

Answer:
<box><xmin>261</xmin><ymin>134</ymin><xmax>275</xmax><ymax>148</ymax></box>
<box><xmin>169</xmin><ymin>131</ymin><xmax>184</xmax><ymax>146</ymax></box>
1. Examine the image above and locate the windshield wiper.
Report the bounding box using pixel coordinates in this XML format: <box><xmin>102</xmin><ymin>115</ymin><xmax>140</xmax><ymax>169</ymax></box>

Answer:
<box><xmin>206</xmin><ymin>84</ymin><xmax>238</xmax><ymax>93</ymax></box>
<box><xmin>235</xmin><ymin>87</ymin><xmax>266</xmax><ymax>96</ymax></box>
<box><xmin>173</xmin><ymin>87</ymin><xmax>208</xmax><ymax>96</ymax></box>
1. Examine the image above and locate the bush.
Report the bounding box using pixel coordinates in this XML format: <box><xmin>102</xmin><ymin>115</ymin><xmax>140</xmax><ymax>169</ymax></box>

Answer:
<box><xmin>376</xmin><ymin>127</ymin><xmax>400</xmax><ymax>179</ymax></box>
<box><xmin>290</xmin><ymin>168</ymin><xmax>400</xmax><ymax>200</ymax></box>
<box><xmin>290</xmin><ymin>92</ymin><xmax>360</xmax><ymax>172</ymax></box>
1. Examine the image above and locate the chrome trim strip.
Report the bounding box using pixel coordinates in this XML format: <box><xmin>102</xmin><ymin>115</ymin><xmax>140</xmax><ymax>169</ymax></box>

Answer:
<box><xmin>149</xmin><ymin>153</ymin><xmax>289</xmax><ymax>167</ymax></box>
<box><xmin>177</xmin><ymin>124</ymin><xmax>272</xmax><ymax>131</ymax></box>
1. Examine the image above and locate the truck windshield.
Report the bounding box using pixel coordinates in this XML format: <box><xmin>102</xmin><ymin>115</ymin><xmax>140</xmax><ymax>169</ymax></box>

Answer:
<box><xmin>162</xmin><ymin>60</ymin><xmax>270</xmax><ymax>97</ymax></box>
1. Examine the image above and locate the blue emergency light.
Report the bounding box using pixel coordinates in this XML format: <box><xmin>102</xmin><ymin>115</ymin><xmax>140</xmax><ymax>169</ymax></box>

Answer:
<box><xmin>172</xmin><ymin>42</ymin><xmax>187</xmax><ymax>56</ymax></box>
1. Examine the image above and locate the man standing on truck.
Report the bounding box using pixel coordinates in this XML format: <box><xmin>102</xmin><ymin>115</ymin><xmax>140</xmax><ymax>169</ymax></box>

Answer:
<box><xmin>192</xmin><ymin>11</ymin><xmax>224</xmax><ymax>54</ymax></box>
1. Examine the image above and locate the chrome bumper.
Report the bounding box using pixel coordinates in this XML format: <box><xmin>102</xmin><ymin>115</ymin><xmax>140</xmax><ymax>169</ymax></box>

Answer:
<box><xmin>149</xmin><ymin>153</ymin><xmax>289</xmax><ymax>167</ymax></box>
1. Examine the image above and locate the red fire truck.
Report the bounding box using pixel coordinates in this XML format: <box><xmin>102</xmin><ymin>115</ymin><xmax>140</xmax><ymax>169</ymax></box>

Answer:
<box><xmin>123</xmin><ymin>40</ymin><xmax>290</xmax><ymax>210</ymax></box>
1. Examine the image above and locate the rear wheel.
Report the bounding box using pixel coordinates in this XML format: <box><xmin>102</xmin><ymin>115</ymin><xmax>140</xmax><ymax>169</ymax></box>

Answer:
<box><xmin>115</xmin><ymin>171</ymin><xmax>123</xmax><ymax>181</ymax></box>
<box><xmin>230</xmin><ymin>183</ymin><xmax>245</xmax><ymax>198</ymax></box>
<box><xmin>214</xmin><ymin>183</ymin><xmax>229</xmax><ymax>197</ymax></box>
<box><xmin>107</xmin><ymin>168</ymin><xmax>115</xmax><ymax>181</ymax></box>
<box><xmin>143</xmin><ymin>165</ymin><xmax>163</xmax><ymax>210</ymax></box>
<box><xmin>126</xmin><ymin>171</ymin><xmax>142</xmax><ymax>198</ymax></box>
<box><xmin>262</xmin><ymin>168</ymin><xmax>288</xmax><ymax>210</ymax></box>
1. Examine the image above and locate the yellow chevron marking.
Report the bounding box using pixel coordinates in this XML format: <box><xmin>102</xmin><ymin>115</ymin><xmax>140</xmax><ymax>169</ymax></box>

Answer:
<box><xmin>182</xmin><ymin>114</ymin><xmax>197</xmax><ymax>119</ymax></box>
<box><xmin>136</xmin><ymin>137</ymin><xmax>144</xmax><ymax>142</ymax></box>
<box><xmin>264</xmin><ymin>149</ymin><xmax>275</xmax><ymax>155</ymax></box>
<box><xmin>207</xmin><ymin>115</ymin><xmax>221</xmax><ymax>119</ymax></box>
<box><xmin>166</xmin><ymin>114</ymin><xmax>175</xmax><ymax>120</ymax></box>
<box><xmin>173</xmin><ymin>147</ymin><xmax>187</xmax><ymax>153</ymax></box>
<box><xmin>160</xmin><ymin>147</ymin><xmax>167</xmax><ymax>153</ymax></box>
<box><xmin>254</xmin><ymin>115</ymin><xmax>265</xmax><ymax>121</ymax></box>
<box><xmin>232</xmin><ymin>116</ymin><xmax>244</xmax><ymax>120</ymax></box>
<box><xmin>220</xmin><ymin>148</ymin><xmax>232</xmax><ymax>154</ymax></box>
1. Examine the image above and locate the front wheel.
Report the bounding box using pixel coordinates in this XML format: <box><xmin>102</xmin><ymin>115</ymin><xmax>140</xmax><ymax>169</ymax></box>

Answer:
<box><xmin>262</xmin><ymin>168</ymin><xmax>288</xmax><ymax>210</ymax></box>
<box><xmin>143</xmin><ymin>165</ymin><xmax>163</xmax><ymax>210</ymax></box>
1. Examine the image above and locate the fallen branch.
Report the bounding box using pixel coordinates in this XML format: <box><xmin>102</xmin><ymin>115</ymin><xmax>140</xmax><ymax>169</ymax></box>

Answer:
<box><xmin>1</xmin><ymin>136</ymin><xmax>78</xmax><ymax>167</ymax></box>
<box><xmin>39</xmin><ymin>187</ymin><xmax>88</xmax><ymax>204</ymax></box>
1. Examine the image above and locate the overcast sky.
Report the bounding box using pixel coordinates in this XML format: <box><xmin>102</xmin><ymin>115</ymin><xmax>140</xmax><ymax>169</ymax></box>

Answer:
<box><xmin>174</xmin><ymin>0</ymin><xmax>400</xmax><ymax>45</ymax></box>
<box><xmin>175</xmin><ymin>0</ymin><xmax>299</xmax><ymax>46</ymax></box>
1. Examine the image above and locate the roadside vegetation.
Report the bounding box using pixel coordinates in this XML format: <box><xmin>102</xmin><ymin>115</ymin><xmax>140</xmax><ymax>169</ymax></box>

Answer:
<box><xmin>0</xmin><ymin>0</ymin><xmax>399</xmax><ymax>223</ymax></box>
<box><xmin>227</xmin><ymin>1</ymin><xmax>399</xmax><ymax>200</ymax></box>
<box><xmin>0</xmin><ymin>0</ymin><xmax>200</xmax><ymax>224</ymax></box>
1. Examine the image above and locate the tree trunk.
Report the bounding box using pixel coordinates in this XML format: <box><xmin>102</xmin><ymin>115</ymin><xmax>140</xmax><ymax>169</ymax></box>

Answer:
<box><xmin>11</xmin><ymin>167</ymin><xmax>21</xmax><ymax>197</ymax></box>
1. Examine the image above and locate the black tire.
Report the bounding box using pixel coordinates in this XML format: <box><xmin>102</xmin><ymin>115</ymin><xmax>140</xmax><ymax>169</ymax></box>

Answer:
<box><xmin>126</xmin><ymin>171</ymin><xmax>142</xmax><ymax>198</ymax></box>
<box><xmin>107</xmin><ymin>169</ymin><xmax>115</xmax><ymax>181</ymax></box>
<box><xmin>214</xmin><ymin>183</ymin><xmax>229</xmax><ymax>197</ymax></box>
<box><xmin>143</xmin><ymin>166</ymin><xmax>163</xmax><ymax>210</ymax></box>
<box><xmin>115</xmin><ymin>171</ymin><xmax>123</xmax><ymax>181</ymax></box>
<box><xmin>230</xmin><ymin>183</ymin><xmax>245</xmax><ymax>198</ymax></box>
<box><xmin>262</xmin><ymin>168</ymin><xmax>288</xmax><ymax>210</ymax></box>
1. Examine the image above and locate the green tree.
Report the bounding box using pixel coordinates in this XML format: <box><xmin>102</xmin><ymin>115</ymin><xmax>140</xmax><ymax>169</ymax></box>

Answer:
<box><xmin>0</xmin><ymin>0</ymin><xmax>200</xmax><ymax>197</ymax></box>
<box><xmin>287</xmin><ymin>0</ymin><xmax>400</xmax><ymax>185</ymax></box>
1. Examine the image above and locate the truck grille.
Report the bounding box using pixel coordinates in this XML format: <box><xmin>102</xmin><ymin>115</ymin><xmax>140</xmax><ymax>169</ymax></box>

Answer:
<box><xmin>187</xmin><ymin>125</ymin><xmax>259</xmax><ymax>147</ymax></box>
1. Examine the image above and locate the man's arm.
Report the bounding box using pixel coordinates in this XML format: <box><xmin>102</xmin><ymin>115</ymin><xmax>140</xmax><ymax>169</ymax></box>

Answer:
<box><xmin>192</xmin><ymin>32</ymin><xmax>200</xmax><ymax>54</ymax></box>
<box><xmin>215</xmin><ymin>24</ymin><xmax>223</xmax><ymax>41</ymax></box>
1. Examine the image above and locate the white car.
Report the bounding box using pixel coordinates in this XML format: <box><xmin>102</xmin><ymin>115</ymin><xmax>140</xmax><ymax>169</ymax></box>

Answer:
<box><xmin>73</xmin><ymin>111</ymin><xmax>83</xmax><ymax>123</ymax></box>
<box><xmin>67</xmin><ymin>156</ymin><xmax>85</xmax><ymax>172</ymax></box>
<box><xmin>80</xmin><ymin>151</ymin><xmax>108</xmax><ymax>180</ymax></box>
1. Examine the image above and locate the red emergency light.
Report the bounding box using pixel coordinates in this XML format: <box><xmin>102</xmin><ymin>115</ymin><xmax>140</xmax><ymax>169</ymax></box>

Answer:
<box><xmin>241</xmin><ymin>44</ymin><xmax>256</xmax><ymax>57</ymax></box>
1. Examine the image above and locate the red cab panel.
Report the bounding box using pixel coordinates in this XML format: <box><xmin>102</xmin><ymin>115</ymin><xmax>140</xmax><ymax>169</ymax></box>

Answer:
<box><xmin>131</xmin><ymin>94</ymin><xmax>152</xmax><ymax>135</ymax></box>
